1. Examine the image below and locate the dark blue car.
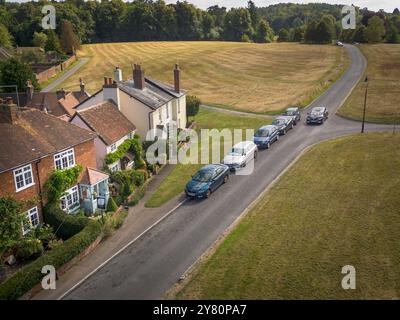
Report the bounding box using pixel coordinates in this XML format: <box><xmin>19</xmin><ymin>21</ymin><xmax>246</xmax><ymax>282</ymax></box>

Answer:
<box><xmin>253</xmin><ymin>125</ymin><xmax>280</xmax><ymax>149</ymax></box>
<box><xmin>185</xmin><ymin>164</ymin><xmax>230</xmax><ymax>199</ymax></box>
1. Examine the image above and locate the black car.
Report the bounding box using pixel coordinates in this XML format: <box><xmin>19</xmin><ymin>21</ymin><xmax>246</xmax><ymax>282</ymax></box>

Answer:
<box><xmin>282</xmin><ymin>107</ymin><xmax>301</xmax><ymax>125</ymax></box>
<box><xmin>272</xmin><ymin>116</ymin><xmax>294</xmax><ymax>135</ymax></box>
<box><xmin>306</xmin><ymin>107</ymin><xmax>329</xmax><ymax>124</ymax></box>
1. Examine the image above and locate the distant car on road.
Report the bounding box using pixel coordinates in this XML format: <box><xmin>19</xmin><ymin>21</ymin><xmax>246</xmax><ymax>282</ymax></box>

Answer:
<box><xmin>337</xmin><ymin>41</ymin><xmax>344</xmax><ymax>46</ymax></box>
<box><xmin>282</xmin><ymin>107</ymin><xmax>301</xmax><ymax>125</ymax></box>
<box><xmin>222</xmin><ymin>141</ymin><xmax>257</xmax><ymax>171</ymax></box>
<box><xmin>306</xmin><ymin>106</ymin><xmax>329</xmax><ymax>124</ymax></box>
<box><xmin>185</xmin><ymin>164</ymin><xmax>230</xmax><ymax>199</ymax></box>
<box><xmin>272</xmin><ymin>116</ymin><xmax>294</xmax><ymax>135</ymax></box>
<box><xmin>253</xmin><ymin>125</ymin><xmax>280</xmax><ymax>149</ymax></box>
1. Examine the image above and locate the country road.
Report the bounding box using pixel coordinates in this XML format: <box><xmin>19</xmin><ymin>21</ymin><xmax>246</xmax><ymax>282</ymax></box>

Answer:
<box><xmin>59</xmin><ymin>45</ymin><xmax>391</xmax><ymax>299</ymax></box>
<box><xmin>40</xmin><ymin>58</ymin><xmax>89</xmax><ymax>93</ymax></box>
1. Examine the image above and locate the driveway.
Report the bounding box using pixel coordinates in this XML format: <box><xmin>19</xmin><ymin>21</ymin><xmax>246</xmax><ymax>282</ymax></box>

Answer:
<box><xmin>40</xmin><ymin>57</ymin><xmax>89</xmax><ymax>92</ymax></box>
<box><xmin>42</xmin><ymin>45</ymin><xmax>392</xmax><ymax>299</ymax></box>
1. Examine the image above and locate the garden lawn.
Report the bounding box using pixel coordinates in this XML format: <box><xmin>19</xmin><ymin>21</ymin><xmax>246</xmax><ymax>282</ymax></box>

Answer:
<box><xmin>170</xmin><ymin>132</ymin><xmax>400</xmax><ymax>299</ymax></box>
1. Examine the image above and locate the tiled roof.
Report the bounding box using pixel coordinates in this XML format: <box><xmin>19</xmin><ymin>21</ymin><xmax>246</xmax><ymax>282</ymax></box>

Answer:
<box><xmin>118</xmin><ymin>77</ymin><xmax>185</xmax><ymax>110</ymax></box>
<box><xmin>81</xmin><ymin>167</ymin><xmax>109</xmax><ymax>185</ymax></box>
<box><xmin>0</xmin><ymin>107</ymin><xmax>96</xmax><ymax>173</ymax></box>
<box><xmin>73</xmin><ymin>100</ymin><xmax>136</xmax><ymax>146</ymax></box>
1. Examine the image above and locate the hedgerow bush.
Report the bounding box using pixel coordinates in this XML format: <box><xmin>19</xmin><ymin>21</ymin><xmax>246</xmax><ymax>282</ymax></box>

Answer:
<box><xmin>0</xmin><ymin>220</ymin><xmax>102</xmax><ymax>300</ymax></box>
<box><xmin>43</xmin><ymin>203</ymin><xmax>88</xmax><ymax>240</ymax></box>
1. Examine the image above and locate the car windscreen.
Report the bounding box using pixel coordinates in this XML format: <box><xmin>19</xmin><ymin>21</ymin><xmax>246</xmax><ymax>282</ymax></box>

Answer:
<box><xmin>192</xmin><ymin>170</ymin><xmax>213</xmax><ymax>182</ymax></box>
<box><xmin>254</xmin><ymin>129</ymin><xmax>269</xmax><ymax>137</ymax></box>
<box><xmin>230</xmin><ymin>148</ymin><xmax>244</xmax><ymax>155</ymax></box>
<box><xmin>273</xmin><ymin>119</ymin><xmax>286</xmax><ymax>125</ymax></box>
<box><xmin>284</xmin><ymin>111</ymin><xmax>295</xmax><ymax>116</ymax></box>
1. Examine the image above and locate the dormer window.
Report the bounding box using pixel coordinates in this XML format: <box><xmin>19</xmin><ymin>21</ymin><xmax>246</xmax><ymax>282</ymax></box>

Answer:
<box><xmin>14</xmin><ymin>164</ymin><xmax>34</xmax><ymax>192</ymax></box>
<box><xmin>54</xmin><ymin>148</ymin><xmax>75</xmax><ymax>170</ymax></box>
<box><xmin>110</xmin><ymin>143</ymin><xmax>117</xmax><ymax>152</ymax></box>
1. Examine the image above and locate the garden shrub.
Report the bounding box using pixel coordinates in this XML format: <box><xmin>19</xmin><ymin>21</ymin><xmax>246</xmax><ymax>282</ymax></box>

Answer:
<box><xmin>0</xmin><ymin>220</ymin><xmax>101</xmax><ymax>300</ymax></box>
<box><xmin>15</xmin><ymin>238</ymin><xmax>44</xmax><ymax>261</ymax></box>
<box><xmin>43</xmin><ymin>203</ymin><xmax>88</xmax><ymax>240</ymax></box>
<box><xmin>112</xmin><ymin>210</ymin><xmax>128</xmax><ymax>229</ymax></box>
<box><xmin>106</xmin><ymin>197</ymin><xmax>118</xmax><ymax>213</ymax></box>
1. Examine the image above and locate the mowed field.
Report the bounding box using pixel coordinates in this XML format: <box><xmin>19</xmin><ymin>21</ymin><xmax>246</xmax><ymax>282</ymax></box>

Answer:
<box><xmin>339</xmin><ymin>44</ymin><xmax>400</xmax><ymax>124</ymax></box>
<box><xmin>169</xmin><ymin>132</ymin><xmax>400</xmax><ymax>299</ymax></box>
<box><xmin>61</xmin><ymin>42</ymin><xmax>347</xmax><ymax>113</ymax></box>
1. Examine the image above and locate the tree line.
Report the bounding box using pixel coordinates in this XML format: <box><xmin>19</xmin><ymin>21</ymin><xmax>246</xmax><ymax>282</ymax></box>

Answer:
<box><xmin>0</xmin><ymin>0</ymin><xmax>399</xmax><ymax>53</ymax></box>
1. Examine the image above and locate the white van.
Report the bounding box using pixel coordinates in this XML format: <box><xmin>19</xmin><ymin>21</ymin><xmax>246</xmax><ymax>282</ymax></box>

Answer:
<box><xmin>222</xmin><ymin>141</ymin><xmax>257</xmax><ymax>171</ymax></box>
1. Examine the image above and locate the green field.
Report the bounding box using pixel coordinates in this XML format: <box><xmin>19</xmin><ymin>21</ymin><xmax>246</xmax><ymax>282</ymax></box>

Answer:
<box><xmin>145</xmin><ymin>108</ymin><xmax>271</xmax><ymax>207</ymax></box>
<box><xmin>169</xmin><ymin>132</ymin><xmax>400</xmax><ymax>299</ymax></box>
<box><xmin>339</xmin><ymin>44</ymin><xmax>400</xmax><ymax>124</ymax></box>
<box><xmin>61</xmin><ymin>42</ymin><xmax>347</xmax><ymax>113</ymax></box>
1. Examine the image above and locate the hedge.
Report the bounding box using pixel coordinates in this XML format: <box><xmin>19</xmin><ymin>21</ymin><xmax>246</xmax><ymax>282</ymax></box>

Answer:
<box><xmin>0</xmin><ymin>220</ymin><xmax>102</xmax><ymax>300</ymax></box>
<box><xmin>43</xmin><ymin>203</ymin><xmax>88</xmax><ymax>240</ymax></box>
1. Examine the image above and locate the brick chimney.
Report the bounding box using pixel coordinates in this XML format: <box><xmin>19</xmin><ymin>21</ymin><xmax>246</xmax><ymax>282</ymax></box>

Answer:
<box><xmin>26</xmin><ymin>80</ymin><xmax>34</xmax><ymax>102</ymax></box>
<box><xmin>133</xmin><ymin>64</ymin><xmax>145</xmax><ymax>90</ymax></box>
<box><xmin>103</xmin><ymin>74</ymin><xmax>120</xmax><ymax>109</ymax></box>
<box><xmin>0</xmin><ymin>102</ymin><xmax>19</xmax><ymax>124</ymax></box>
<box><xmin>79</xmin><ymin>78</ymin><xmax>85</xmax><ymax>96</ymax></box>
<box><xmin>174</xmin><ymin>64</ymin><xmax>180</xmax><ymax>93</ymax></box>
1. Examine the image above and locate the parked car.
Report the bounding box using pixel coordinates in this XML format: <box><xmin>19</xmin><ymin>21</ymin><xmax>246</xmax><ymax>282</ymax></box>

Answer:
<box><xmin>282</xmin><ymin>107</ymin><xmax>301</xmax><ymax>125</ymax></box>
<box><xmin>337</xmin><ymin>41</ymin><xmax>344</xmax><ymax>46</ymax></box>
<box><xmin>222</xmin><ymin>141</ymin><xmax>257</xmax><ymax>171</ymax></box>
<box><xmin>272</xmin><ymin>116</ymin><xmax>294</xmax><ymax>135</ymax></box>
<box><xmin>253</xmin><ymin>125</ymin><xmax>280</xmax><ymax>149</ymax></box>
<box><xmin>185</xmin><ymin>164</ymin><xmax>230</xmax><ymax>198</ymax></box>
<box><xmin>306</xmin><ymin>106</ymin><xmax>329</xmax><ymax>124</ymax></box>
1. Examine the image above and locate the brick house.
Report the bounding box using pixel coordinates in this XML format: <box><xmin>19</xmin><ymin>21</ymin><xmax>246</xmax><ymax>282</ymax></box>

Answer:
<box><xmin>0</xmin><ymin>102</ymin><xmax>109</xmax><ymax>234</ymax></box>
<box><xmin>70</xmin><ymin>100</ymin><xmax>136</xmax><ymax>171</ymax></box>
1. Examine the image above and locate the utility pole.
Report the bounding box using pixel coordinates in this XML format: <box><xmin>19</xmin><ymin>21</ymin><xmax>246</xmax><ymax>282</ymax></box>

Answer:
<box><xmin>361</xmin><ymin>76</ymin><xmax>368</xmax><ymax>134</ymax></box>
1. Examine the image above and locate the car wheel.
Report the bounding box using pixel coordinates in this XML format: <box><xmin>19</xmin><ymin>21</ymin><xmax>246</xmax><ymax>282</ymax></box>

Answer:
<box><xmin>291</xmin><ymin>123</ymin><xmax>294</xmax><ymax>129</ymax></box>
<box><xmin>254</xmin><ymin>150</ymin><xmax>258</xmax><ymax>160</ymax></box>
<box><xmin>267</xmin><ymin>142</ymin><xmax>271</xmax><ymax>149</ymax></box>
<box><xmin>276</xmin><ymin>135</ymin><xmax>280</xmax><ymax>141</ymax></box>
<box><xmin>205</xmin><ymin>189</ymin><xmax>211</xmax><ymax>198</ymax></box>
<box><xmin>283</xmin><ymin>129</ymin><xmax>286</xmax><ymax>135</ymax></box>
<box><xmin>223</xmin><ymin>175</ymin><xmax>229</xmax><ymax>184</ymax></box>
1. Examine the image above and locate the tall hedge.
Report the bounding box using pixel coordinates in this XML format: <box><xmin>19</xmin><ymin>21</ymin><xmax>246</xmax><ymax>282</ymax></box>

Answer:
<box><xmin>43</xmin><ymin>203</ymin><xmax>88</xmax><ymax>240</ymax></box>
<box><xmin>0</xmin><ymin>220</ymin><xmax>102</xmax><ymax>300</ymax></box>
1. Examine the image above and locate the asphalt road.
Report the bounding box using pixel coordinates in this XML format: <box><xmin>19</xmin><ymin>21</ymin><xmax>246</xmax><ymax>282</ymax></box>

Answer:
<box><xmin>63</xmin><ymin>45</ymin><xmax>391</xmax><ymax>299</ymax></box>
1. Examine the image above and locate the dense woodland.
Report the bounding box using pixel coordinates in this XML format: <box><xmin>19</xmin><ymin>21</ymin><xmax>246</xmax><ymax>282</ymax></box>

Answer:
<box><xmin>0</xmin><ymin>0</ymin><xmax>399</xmax><ymax>52</ymax></box>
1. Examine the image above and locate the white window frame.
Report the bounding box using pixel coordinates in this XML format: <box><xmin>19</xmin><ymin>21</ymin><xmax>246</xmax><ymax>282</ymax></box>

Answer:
<box><xmin>128</xmin><ymin>132</ymin><xmax>135</xmax><ymax>139</ymax></box>
<box><xmin>110</xmin><ymin>143</ymin><xmax>117</xmax><ymax>152</ymax></box>
<box><xmin>54</xmin><ymin>148</ymin><xmax>75</xmax><ymax>170</ymax></box>
<box><xmin>22</xmin><ymin>206</ymin><xmax>40</xmax><ymax>235</ymax></box>
<box><xmin>60</xmin><ymin>185</ymin><xmax>80</xmax><ymax>213</ymax></box>
<box><xmin>13</xmin><ymin>164</ymin><xmax>34</xmax><ymax>192</ymax></box>
<box><xmin>109</xmin><ymin>162</ymin><xmax>120</xmax><ymax>172</ymax></box>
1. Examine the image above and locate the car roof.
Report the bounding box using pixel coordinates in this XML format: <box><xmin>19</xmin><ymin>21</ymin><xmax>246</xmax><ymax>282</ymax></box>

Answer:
<box><xmin>258</xmin><ymin>125</ymin><xmax>276</xmax><ymax>131</ymax></box>
<box><xmin>232</xmin><ymin>141</ymin><xmax>254</xmax><ymax>149</ymax></box>
<box><xmin>312</xmin><ymin>106</ymin><xmax>325</xmax><ymax>111</ymax></box>
<box><xmin>286</xmin><ymin>107</ymin><xmax>298</xmax><ymax>111</ymax></box>
<box><xmin>200</xmin><ymin>164</ymin><xmax>224</xmax><ymax>172</ymax></box>
<box><xmin>275</xmin><ymin>116</ymin><xmax>290</xmax><ymax>120</ymax></box>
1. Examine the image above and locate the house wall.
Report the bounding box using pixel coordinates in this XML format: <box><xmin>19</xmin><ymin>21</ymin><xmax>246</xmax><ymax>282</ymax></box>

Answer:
<box><xmin>70</xmin><ymin>116</ymin><xmax>108</xmax><ymax>170</ymax></box>
<box><xmin>76</xmin><ymin>91</ymin><xmax>104</xmax><ymax>111</ymax></box>
<box><xmin>0</xmin><ymin>139</ymin><xmax>97</xmax><ymax>223</ymax></box>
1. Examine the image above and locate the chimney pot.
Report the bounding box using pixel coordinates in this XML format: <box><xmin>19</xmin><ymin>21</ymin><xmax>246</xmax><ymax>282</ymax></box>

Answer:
<box><xmin>79</xmin><ymin>78</ymin><xmax>85</xmax><ymax>96</ymax></box>
<box><xmin>174</xmin><ymin>64</ymin><xmax>180</xmax><ymax>93</ymax></box>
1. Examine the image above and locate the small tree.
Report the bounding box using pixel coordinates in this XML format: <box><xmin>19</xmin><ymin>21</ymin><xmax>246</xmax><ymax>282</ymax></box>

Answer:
<box><xmin>106</xmin><ymin>197</ymin><xmax>118</xmax><ymax>213</ymax></box>
<box><xmin>293</xmin><ymin>27</ymin><xmax>304</xmax><ymax>42</ymax></box>
<box><xmin>0</xmin><ymin>197</ymin><xmax>26</xmax><ymax>257</ymax></box>
<box><xmin>45</xmin><ymin>30</ymin><xmax>63</xmax><ymax>54</ymax></box>
<box><xmin>186</xmin><ymin>95</ymin><xmax>201</xmax><ymax>123</ymax></box>
<box><xmin>365</xmin><ymin>16</ymin><xmax>386</xmax><ymax>43</ymax></box>
<box><xmin>0</xmin><ymin>23</ymin><xmax>12</xmax><ymax>49</ymax></box>
<box><xmin>0</xmin><ymin>58</ymin><xmax>38</xmax><ymax>91</ymax></box>
<box><xmin>33</xmin><ymin>32</ymin><xmax>48</xmax><ymax>49</ymax></box>
<box><xmin>278</xmin><ymin>28</ymin><xmax>290</xmax><ymax>42</ymax></box>
<box><xmin>255</xmin><ymin>19</ymin><xmax>273</xmax><ymax>43</ymax></box>
<box><xmin>60</xmin><ymin>20</ymin><xmax>81</xmax><ymax>54</ymax></box>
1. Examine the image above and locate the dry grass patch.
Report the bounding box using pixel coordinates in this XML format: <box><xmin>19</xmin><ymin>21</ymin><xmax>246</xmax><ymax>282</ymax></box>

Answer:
<box><xmin>171</xmin><ymin>132</ymin><xmax>400</xmax><ymax>299</ymax></box>
<box><xmin>339</xmin><ymin>44</ymin><xmax>400</xmax><ymax>124</ymax></box>
<box><xmin>60</xmin><ymin>42</ymin><xmax>346</xmax><ymax>113</ymax></box>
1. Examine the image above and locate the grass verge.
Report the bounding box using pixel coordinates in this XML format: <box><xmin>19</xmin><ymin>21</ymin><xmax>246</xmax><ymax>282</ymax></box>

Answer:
<box><xmin>169</xmin><ymin>132</ymin><xmax>400</xmax><ymax>299</ymax></box>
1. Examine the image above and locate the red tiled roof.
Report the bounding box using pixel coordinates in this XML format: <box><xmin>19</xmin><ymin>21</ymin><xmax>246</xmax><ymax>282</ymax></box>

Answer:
<box><xmin>73</xmin><ymin>100</ymin><xmax>136</xmax><ymax>145</ymax></box>
<box><xmin>81</xmin><ymin>167</ymin><xmax>109</xmax><ymax>185</ymax></box>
